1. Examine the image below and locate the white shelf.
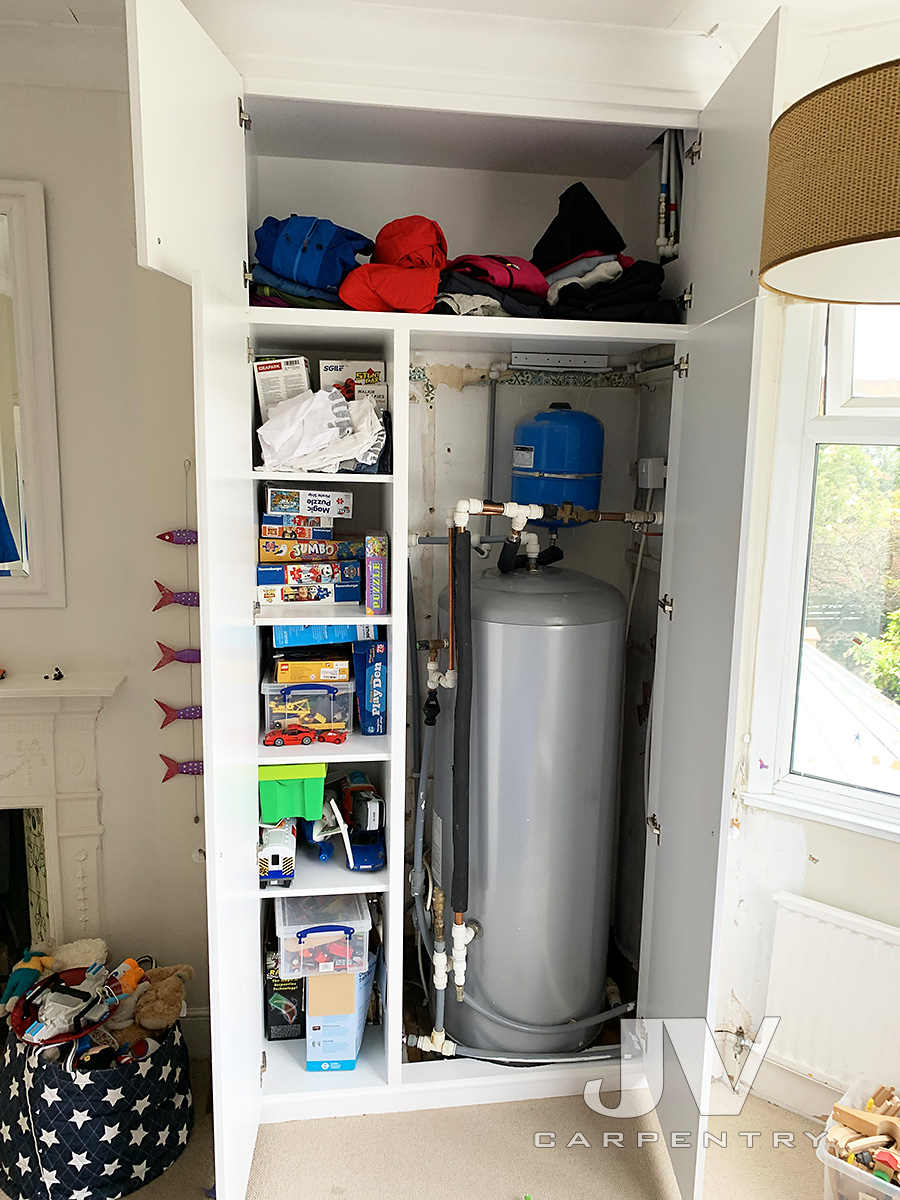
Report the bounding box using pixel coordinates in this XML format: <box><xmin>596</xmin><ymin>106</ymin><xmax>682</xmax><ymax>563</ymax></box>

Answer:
<box><xmin>253</xmin><ymin>470</ymin><xmax>393</xmax><ymax>483</ymax></box>
<box><xmin>258</xmin><ymin>730</ymin><xmax>392</xmax><ymax>764</ymax></box>
<box><xmin>262</xmin><ymin>1027</ymin><xmax>388</xmax><ymax>1103</ymax></box>
<box><xmin>248</xmin><ymin>307</ymin><xmax>692</xmax><ymax>355</ymax></box>
<box><xmin>254</xmin><ymin>603</ymin><xmax>391</xmax><ymax>626</ymax></box>
<box><xmin>259</xmin><ymin>850</ymin><xmax>388</xmax><ymax>897</ymax></box>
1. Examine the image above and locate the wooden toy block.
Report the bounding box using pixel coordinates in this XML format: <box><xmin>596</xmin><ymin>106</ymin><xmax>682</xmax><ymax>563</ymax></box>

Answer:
<box><xmin>846</xmin><ymin>1135</ymin><xmax>893</xmax><ymax>1153</ymax></box>
<box><xmin>871</xmin><ymin>1086</ymin><xmax>893</xmax><ymax>1107</ymax></box>
<box><xmin>833</xmin><ymin>1104</ymin><xmax>900</xmax><ymax>1144</ymax></box>
<box><xmin>886</xmin><ymin>1099</ymin><xmax>900</xmax><ymax>1117</ymax></box>
<box><xmin>828</xmin><ymin>1124</ymin><xmax>861</xmax><ymax>1153</ymax></box>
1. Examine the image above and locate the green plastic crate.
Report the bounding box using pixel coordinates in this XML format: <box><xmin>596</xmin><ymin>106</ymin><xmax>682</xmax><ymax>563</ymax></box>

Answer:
<box><xmin>258</xmin><ymin>763</ymin><xmax>327</xmax><ymax>823</ymax></box>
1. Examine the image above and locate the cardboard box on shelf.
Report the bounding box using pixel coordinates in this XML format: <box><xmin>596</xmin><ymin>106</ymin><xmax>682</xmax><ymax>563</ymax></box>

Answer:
<box><xmin>275</xmin><ymin>660</ymin><xmax>350</xmax><ymax>684</ymax></box>
<box><xmin>318</xmin><ymin>360</ymin><xmax>386</xmax><ymax>393</ymax></box>
<box><xmin>257</xmin><ymin>583</ymin><xmax>362</xmax><ymax>606</ymax></box>
<box><xmin>266</xmin><ymin>488</ymin><xmax>353</xmax><ymax>519</ymax></box>
<box><xmin>260</xmin><ymin>538</ymin><xmax>365</xmax><ymax>563</ymax></box>
<box><xmin>353</xmin><ymin>640</ymin><xmax>388</xmax><ymax>736</ymax></box>
<box><xmin>254</xmin><ymin>358</ymin><xmax>312</xmax><ymax>419</ymax></box>
<box><xmin>260</xmin><ymin>518</ymin><xmax>332</xmax><ymax>541</ymax></box>
<box><xmin>305</xmin><ymin>951</ymin><xmax>378</xmax><ymax>1071</ymax></box>
<box><xmin>272</xmin><ymin>624</ymin><xmax>379</xmax><ymax>649</ymax></box>
<box><xmin>258</xmin><ymin>562</ymin><xmax>361</xmax><ymax>586</ymax></box>
<box><xmin>365</xmin><ymin>531</ymin><xmax>389</xmax><ymax>617</ymax></box>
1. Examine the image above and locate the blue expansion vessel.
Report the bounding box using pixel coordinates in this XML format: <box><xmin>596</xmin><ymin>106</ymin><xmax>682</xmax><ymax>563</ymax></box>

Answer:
<box><xmin>510</xmin><ymin>403</ymin><xmax>604</xmax><ymax>528</ymax></box>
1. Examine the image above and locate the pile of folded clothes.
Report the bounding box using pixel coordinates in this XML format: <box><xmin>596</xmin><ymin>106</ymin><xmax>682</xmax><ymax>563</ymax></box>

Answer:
<box><xmin>249</xmin><ymin>181</ymin><xmax>679</xmax><ymax>322</ymax></box>
<box><xmin>250</xmin><ymin>214</ymin><xmax>374</xmax><ymax>308</ymax></box>
<box><xmin>531</xmin><ymin>182</ymin><xmax>680</xmax><ymax>322</ymax></box>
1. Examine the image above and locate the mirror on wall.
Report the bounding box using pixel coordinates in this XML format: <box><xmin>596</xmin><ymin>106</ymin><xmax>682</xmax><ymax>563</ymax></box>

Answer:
<box><xmin>0</xmin><ymin>214</ymin><xmax>27</xmax><ymax>576</ymax></box>
<box><xmin>0</xmin><ymin>181</ymin><xmax>64</xmax><ymax>607</ymax></box>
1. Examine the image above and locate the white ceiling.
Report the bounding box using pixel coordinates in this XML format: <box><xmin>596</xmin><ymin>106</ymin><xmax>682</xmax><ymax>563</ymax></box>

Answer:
<box><xmin>2</xmin><ymin>0</ymin><xmax>899</xmax><ymax>34</ymax></box>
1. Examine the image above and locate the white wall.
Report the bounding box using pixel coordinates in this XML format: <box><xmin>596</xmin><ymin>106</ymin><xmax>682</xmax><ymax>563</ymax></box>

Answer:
<box><xmin>255</xmin><ymin>157</ymin><xmax>632</xmax><ymax>265</ymax></box>
<box><xmin>0</xmin><ymin>83</ymin><xmax>208</xmax><ymax>1023</ymax></box>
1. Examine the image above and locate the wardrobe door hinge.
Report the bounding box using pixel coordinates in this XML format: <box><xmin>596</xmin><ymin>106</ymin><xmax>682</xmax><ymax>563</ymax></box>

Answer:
<box><xmin>260</xmin><ymin>1051</ymin><xmax>267</xmax><ymax>1085</ymax></box>
<box><xmin>657</xmin><ymin>593</ymin><xmax>674</xmax><ymax>619</ymax></box>
<box><xmin>646</xmin><ymin>813</ymin><xmax>661</xmax><ymax>845</ymax></box>
<box><xmin>243</xmin><ymin>261</ymin><xmax>253</xmax><ymax>288</ymax></box>
<box><xmin>674</xmin><ymin>355</ymin><xmax>689</xmax><ymax>379</ymax></box>
<box><xmin>246</xmin><ymin>337</ymin><xmax>253</xmax><ymax>364</ymax></box>
<box><xmin>239</xmin><ymin>99</ymin><xmax>252</xmax><ymax>131</ymax></box>
<box><xmin>679</xmin><ymin>284</ymin><xmax>693</xmax><ymax>310</ymax></box>
<box><xmin>685</xmin><ymin>133</ymin><xmax>702</xmax><ymax>164</ymax></box>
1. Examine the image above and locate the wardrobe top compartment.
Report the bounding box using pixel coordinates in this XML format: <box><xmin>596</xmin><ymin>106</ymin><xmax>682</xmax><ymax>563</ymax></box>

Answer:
<box><xmin>245</xmin><ymin>94</ymin><xmax>672</xmax><ymax>178</ymax></box>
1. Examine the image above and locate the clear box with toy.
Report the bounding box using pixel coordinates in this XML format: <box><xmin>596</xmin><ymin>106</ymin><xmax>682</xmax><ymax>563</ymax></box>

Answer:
<box><xmin>261</xmin><ymin>675</ymin><xmax>355</xmax><ymax>744</ymax></box>
<box><xmin>274</xmin><ymin>892</ymin><xmax>372</xmax><ymax>979</ymax></box>
<box><xmin>818</xmin><ymin>1077</ymin><xmax>900</xmax><ymax>1200</ymax></box>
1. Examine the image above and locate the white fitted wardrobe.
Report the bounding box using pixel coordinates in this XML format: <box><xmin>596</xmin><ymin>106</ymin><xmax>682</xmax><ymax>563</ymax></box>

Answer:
<box><xmin>125</xmin><ymin>2</ymin><xmax>784</xmax><ymax>1197</ymax></box>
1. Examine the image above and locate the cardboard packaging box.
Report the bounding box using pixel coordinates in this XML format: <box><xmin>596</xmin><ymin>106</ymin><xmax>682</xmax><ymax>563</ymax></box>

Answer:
<box><xmin>259</xmin><ymin>537</ymin><xmax>343</xmax><ymax>561</ymax></box>
<box><xmin>365</xmin><ymin>531</ymin><xmax>389</xmax><ymax>616</ymax></box>
<box><xmin>275</xmin><ymin>660</ymin><xmax>350</xmax><ymax>684</ymax></box>
<box><xmin>354</xmin><ymin>384</ymin><xmax>388</xmax><ymax>410</ymax></box>
<box><xmin>352</xmin><ymin>640</ymin><xmax>388</xmax><ymax>736</ymax></box>
<box><xmin>305</xmin><ymin>951</ymin><xmax>377</xmax><ymax>1071</ymax></box>
<box><xmin>318</xmin><ymin>360</ymin><xmax>386</xmax><ymax>392</ymax></box>
<box><xmin>266</xmin><ymin>488</ymin><xmax>354</xmax><ymax>519</ymax></box>
<box><xmin>258</xmin><ymin>562</ymin><xmax>361</xmax><ymax>586</ymax></box>
<box><xmin>272</xmin><ymin>624</ymin><xmax>378</xmax><ymax>648</ymax></box>
<box><xmin>259</xmin><ymin>538</ymin><xmax>364</xmax><ymax>563</ymax></box>
<box><xmin>264</xmin><ymin>922</ymin><xmax>306</xmax><ymax>1041</ymax></box>
<box><xmin>257</xmin><ymin>583</ymin><xmax>362</xmax><ymax>606</ymax></box>
<box><xmin>254</xmin><ymin>357</ymin><xmax>311</xmax><ymax>419</ymax></box>
<box><xmin>260</xmin><ymin>516</ymin><xmax>332</xmax><ymax>540</ymax></box>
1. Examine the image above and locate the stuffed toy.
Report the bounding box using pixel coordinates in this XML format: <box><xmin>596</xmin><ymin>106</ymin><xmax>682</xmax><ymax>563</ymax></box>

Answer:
<box><xmin>1</xmin><ymin>947</ymin><xmax>58</xmax><ymax>1012</ymax></box>
<box><xmin>112</xmin><ymin>964</ymin><xmax>194</xmax><ymax>1047</ymax></box>
<box><xmin>49</xmin><ymin>937</ymin><xmax>108</xmax><ymax>973</ymax></box>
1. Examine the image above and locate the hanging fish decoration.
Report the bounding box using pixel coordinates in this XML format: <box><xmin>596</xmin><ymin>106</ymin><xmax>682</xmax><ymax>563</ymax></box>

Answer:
<box><xmin>160</xmin><ymin>755</ymin><xmax>204</xmax><ymax>782</ymax></box>
<box><xmin>153</xmin><ymin>581</ymin><xmax>200</xmax><ymax>611</ymax></box>
<box><xmin>154</xmin><ymin>642</ymin><xmax>201</xmax><ymax>670</ymax></box>
<box><xmin>156</xmin><ymin>700</ymin><xmax>203</xmax><ymax>728</ymax></box>
<box><xmin>157</xmin><ymin>529</ymin><xmax>198</xmax><ymax>545</ymax></box>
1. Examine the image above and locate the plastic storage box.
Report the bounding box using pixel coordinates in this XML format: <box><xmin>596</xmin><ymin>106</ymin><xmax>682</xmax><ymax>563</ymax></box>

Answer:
<box><xmin>262</xmin><ymin>677</ymin><xmax>355</xmax><ymax>733</ymax></box>
<box><xmin>275</xmin><ymin>892</ymin><xmax>372</xmax><ymax>979</ymax></box>
<box><xmin>818</xmin><ymin>1078</ymin><xmax>900</xmax><ymax>1200</ymax></box>
<box><xmin>259</xmin><ymin>763</ymin><xmax>327</xmax><ymax>823</ymax></box>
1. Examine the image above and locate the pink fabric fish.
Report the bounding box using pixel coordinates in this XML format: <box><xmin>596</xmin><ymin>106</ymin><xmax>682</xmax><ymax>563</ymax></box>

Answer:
<box><xmin>153</xmin><ymin>581</ymin><xmax>200</xmax><ymax>611</ymax></box>
<box><xmin>160</xmin><ymin>755</ymin><xmax>204</xmax><ymax>782</ymax></box>
<box><xmin>154</xmin><ymin>642</ymin><xmax>201</xmax><ymax>670</ymax></box>
<box><xmin>156</xmin><ymin>700</ymin><xmax>203</xmax><ymax>728</ymax></box>
<box><xmin>157</xmin><ymin>529</ymin><xmax>198</xmax><ymax>545</ymax></box>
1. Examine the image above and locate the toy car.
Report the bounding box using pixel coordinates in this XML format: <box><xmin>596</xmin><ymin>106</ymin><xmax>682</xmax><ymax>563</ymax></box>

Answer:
<box><xmin>263</xmin><ymin>725</ymin><xmax>316</xmax><ymax>747</ymax></box>
<box><xmin>316</xmin><ymin>729</ymin><xmax>347</xmax><ymax>745</ymax></box>
<box><xmin>258</xmin><ymin>818</ymin><xmax>297</xmax><ymax>887</ymax></box>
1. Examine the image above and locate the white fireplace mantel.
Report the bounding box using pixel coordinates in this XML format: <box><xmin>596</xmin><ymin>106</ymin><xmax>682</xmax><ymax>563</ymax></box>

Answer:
<box><xmin>0</xmin><ymin>672</ymin><xmax>124</xmax><ymax>943</ymax></box>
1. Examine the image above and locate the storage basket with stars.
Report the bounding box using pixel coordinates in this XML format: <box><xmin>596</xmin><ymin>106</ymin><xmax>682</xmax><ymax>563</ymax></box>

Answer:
<box><xmin>0</xmin><ymin>1023</ymin><xmax>193</xmax><ymax>1199</ymax></box>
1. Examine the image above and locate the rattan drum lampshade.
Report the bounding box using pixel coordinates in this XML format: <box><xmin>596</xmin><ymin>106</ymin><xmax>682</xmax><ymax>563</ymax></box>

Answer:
<box><xmin>759</xmin><ymin>58</ymin><xmax>900</xmax><ymax>303</ymax></box>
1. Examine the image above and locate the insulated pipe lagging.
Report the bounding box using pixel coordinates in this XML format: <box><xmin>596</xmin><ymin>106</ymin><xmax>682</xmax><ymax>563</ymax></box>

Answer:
<box><xmin>450</xmin><ymin>526</ymin><xmax>472</xmax><ymax>915</ymax></box>
<box><xmin>411</xmin><ymin>720</ymin><xmax>436</xmax><ymax>960</ymax></box>
<box><xmin>461</xmin><ymin>994</ymin><xmax>634</xmax><ymax>1035</ymax></box>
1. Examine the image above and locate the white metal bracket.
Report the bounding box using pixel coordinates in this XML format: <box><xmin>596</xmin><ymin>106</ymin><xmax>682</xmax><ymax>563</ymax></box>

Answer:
<box><xmin>239</xmin><ymin>99</ymin><xmax>252</xmax><ymax>131</ymax></box>
<box><xmin>674</xmin><ymin>356</ymin><xmax>690</xmax><ymax>379</ymax></box>
<box><xmin>646</xmin><ymin>813</ymin><xmax>661</xmax><ymax>845</ymax></box>
<box><xmin>685</xmin><ymin>133</ymin><xmax>702</xmax><ymax>164</ymax></box>
<box><xmin>679</xmin><ymin>285</ymin><xmax>694</xmax><ymax>310</ymax></box>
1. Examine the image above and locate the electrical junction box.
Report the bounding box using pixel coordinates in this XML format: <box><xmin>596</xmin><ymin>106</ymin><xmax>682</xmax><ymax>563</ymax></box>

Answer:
<box><xmin>638</xmin><ymin>457</ymin><xmax>667</xmax><ymax>490</ymax></box>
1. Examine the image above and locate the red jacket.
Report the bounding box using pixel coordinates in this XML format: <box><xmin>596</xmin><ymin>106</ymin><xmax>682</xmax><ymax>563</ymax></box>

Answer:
<box><xmin>340</xmin><ymin>216</ymin><xmax>447</xmax><ymax>313</ymax></box>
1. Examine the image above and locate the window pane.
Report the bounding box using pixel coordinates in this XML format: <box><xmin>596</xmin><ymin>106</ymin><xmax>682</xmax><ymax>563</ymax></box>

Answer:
<box><xmin>793</xmin><ymin>444</ymin><xmax>900</xmax><ymax>799</ymax></box>
<box><xmin>852</xmin><ymin>307</ymin><xmax>900</xmax><ymax>399</ymax></box>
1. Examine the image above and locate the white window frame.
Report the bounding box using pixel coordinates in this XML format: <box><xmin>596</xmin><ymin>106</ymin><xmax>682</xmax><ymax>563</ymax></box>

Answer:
<box><xmin>744</xmin><ymin>301</ymin><xmax>900</xmax><ymax>843</ymax></box>
<box><xmin>824</xmin><ymin>305</ymin><xmax>900</xmax><ymax>418</ymax></box>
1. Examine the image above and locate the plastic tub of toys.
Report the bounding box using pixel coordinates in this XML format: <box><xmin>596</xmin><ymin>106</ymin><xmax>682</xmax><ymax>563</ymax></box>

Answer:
<box><xmin>818</xmin><ymin>1078</ymin><xmax>900</xmax><ymax>1200</ymax></box>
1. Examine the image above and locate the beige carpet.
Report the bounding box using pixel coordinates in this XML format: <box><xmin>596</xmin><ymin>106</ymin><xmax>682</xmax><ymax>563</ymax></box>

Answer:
<box><xmin>1</xmin><ymin>1062</ymin><xmax>824</xmax><ymax>1200</ymax></box>
<box><xmin>247</xmin><ymin>1092</ymin><xmax>824</xmax><ymax>1200</ymax></box>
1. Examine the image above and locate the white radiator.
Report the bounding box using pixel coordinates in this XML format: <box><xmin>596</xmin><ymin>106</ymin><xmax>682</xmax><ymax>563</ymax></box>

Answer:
<box><xmin>765</xmin><ymin>892</ymin><xmax>900</xmax><ymax>1090</ymax></box>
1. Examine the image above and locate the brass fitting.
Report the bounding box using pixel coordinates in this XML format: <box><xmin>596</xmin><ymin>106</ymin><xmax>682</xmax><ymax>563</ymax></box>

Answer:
<box><xmin>433</xmin><ymin>887</ymin><xmax>445</xmax><ymax>944</ymax></box>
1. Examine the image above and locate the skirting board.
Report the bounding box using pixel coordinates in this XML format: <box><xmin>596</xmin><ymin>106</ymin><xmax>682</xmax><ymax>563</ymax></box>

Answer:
<box><xmin>750</xmin><ymin>1057</ymin><xmax>839</xmax><ymax>1124</ymax></box>
<box><xmin>181</xmin><ymin>1007</ymin><xmax>211</xmax><ymax>1059</ymax></box>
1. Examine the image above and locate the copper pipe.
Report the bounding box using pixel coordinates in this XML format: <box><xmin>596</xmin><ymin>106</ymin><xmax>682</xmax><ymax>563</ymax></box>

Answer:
<box><xmin>479</xmin><ymin>500</ymin><xmax>506</xmax><ymax>515</ymax></box>
<box><xmin>454</xmin><ymin>911</ymin><xmax>464</xmax><ymax>925</ymax></box>
<box><xmin>433</xmin><ymin>887</ymin><xmax>445</xmax><ymax>944</ymax></box>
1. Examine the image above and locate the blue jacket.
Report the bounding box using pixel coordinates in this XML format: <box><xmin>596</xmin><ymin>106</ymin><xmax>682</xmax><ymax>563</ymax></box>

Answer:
<box><xmin>254</xmin><ymin>215</ymin><xmax>374</xmax><ymax>291</ymax></box>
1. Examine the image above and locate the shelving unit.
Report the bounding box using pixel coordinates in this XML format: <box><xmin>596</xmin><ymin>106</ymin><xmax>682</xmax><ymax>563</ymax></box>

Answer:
<box><xmin>126</xmin><ymin>2</ymin><xmax>784</xmax><ymax>1193</ymax></box>
<box><xmin>257</xmin><ymin>731</ymin><xmax>392</xmax><ymax>765</ymax></box>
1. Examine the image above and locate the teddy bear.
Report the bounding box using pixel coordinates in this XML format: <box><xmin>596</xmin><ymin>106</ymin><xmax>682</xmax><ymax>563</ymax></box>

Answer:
<box><xmin>111</xmin><ymin>964</ymin><xmax>194</xmax><ymax>1047</ymax></box>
